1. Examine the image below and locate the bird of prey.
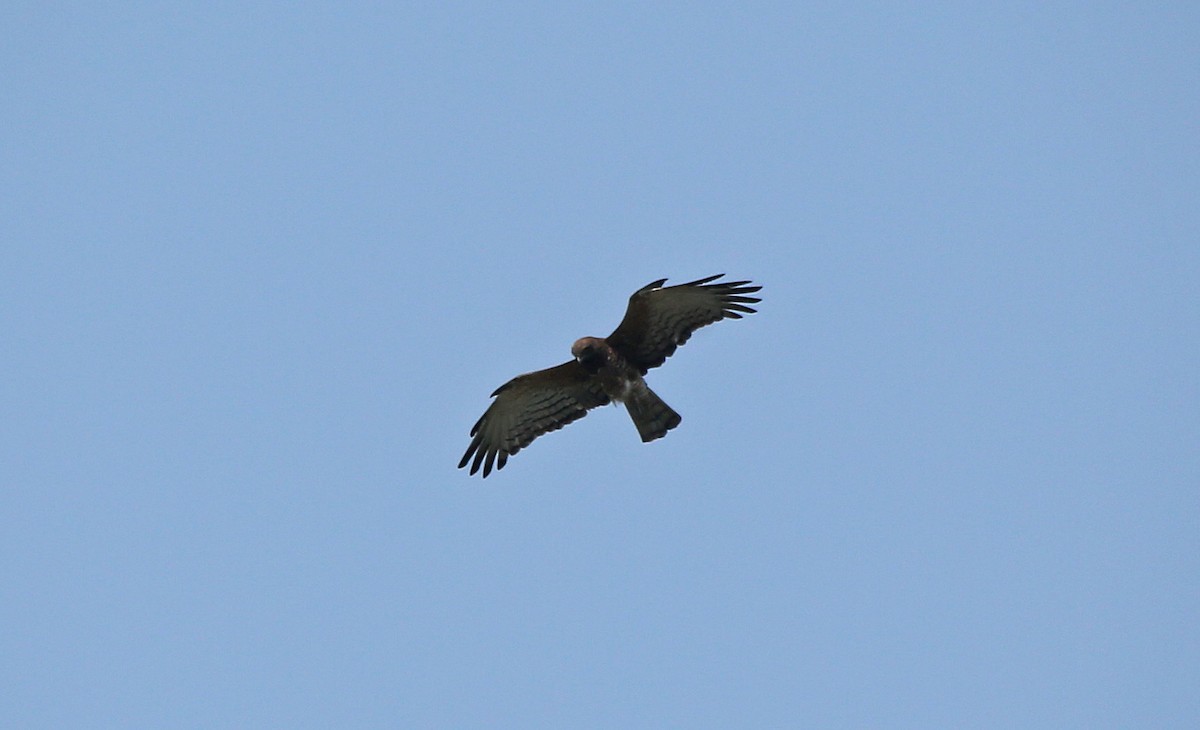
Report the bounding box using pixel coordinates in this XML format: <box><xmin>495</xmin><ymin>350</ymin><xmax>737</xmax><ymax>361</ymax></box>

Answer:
<box><xmin>458</xmin><ymin>274</ymin><xmax>761</xmax><ymax>477</ymax></box>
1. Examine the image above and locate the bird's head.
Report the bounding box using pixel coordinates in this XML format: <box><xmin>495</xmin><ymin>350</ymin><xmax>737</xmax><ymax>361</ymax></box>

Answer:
<box><xmin>571</xmin><ymin>337</ymin><xmax>607</xmax><ymax>370</ymax></box>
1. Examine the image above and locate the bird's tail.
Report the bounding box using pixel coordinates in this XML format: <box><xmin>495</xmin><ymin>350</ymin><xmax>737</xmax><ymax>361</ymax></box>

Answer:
<box><xmin>625</xmin><ymin>384</ymin><xmax>682</xmax><ymax>443</ymax></box>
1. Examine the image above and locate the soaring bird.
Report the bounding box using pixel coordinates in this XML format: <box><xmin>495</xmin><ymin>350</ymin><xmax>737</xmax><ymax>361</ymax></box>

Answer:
<box><xmin>458</xmin><ymin>274</ymin><xmax>761</xmax><ymax>477</ymax></box>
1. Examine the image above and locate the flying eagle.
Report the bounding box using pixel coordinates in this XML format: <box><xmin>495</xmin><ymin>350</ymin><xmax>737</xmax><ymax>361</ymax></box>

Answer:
<box><xmin>458</xmin><ymin>274</ymin><xmax>761</xmax><ymax>477</ymax></box>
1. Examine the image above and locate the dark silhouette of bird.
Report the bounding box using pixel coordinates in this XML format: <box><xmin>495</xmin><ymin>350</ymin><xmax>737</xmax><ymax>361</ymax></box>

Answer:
<box><xmin>459</xmin><ymin>274</ymin><xmax>762</xmax><ymax>477</ymax></box>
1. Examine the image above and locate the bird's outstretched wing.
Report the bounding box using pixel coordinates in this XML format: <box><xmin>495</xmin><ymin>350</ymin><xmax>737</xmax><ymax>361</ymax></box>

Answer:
<box><xmin>606</xmin><ymin>274</ymin><xmax>762</xmax><ymax>374</ymax></box>
<box><xmin>458</xmin><ymin>360</ymin><xmax>611</xmax><ymax>477</ymax></box>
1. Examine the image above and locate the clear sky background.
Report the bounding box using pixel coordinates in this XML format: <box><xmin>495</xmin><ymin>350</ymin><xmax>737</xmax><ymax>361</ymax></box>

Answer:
<box><xmin>3</xmin><ymin>3</ymin><xmax>1197</xmax><ymax>728</ymax></box>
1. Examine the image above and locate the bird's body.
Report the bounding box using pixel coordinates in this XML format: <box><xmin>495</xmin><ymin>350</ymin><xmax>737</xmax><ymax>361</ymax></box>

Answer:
<box><xmin>571</xmin><ymin>335</ymin><xmax>681</xmax><ymax>442</ymax></box>
<box><xmin>459</xmin><ymin>274</ymin><xmax>761</xmax><ymax>477</ymax></box>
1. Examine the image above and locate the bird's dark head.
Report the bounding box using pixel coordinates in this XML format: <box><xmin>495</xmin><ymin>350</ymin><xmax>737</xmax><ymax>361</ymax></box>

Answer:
<box><xmin>571</xmin><ymin>337</ymin><xmax>608</xmax><ymax>371</ymax></box>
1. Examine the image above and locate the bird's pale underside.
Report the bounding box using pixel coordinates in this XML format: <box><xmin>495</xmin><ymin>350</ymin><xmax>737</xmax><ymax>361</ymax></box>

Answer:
<box><xmin>458</xmin><ymin>274</ymin><xmax>762</xmax><ymax>477</ymax></box>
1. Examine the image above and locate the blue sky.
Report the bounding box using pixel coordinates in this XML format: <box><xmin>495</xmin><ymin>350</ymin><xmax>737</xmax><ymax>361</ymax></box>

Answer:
<box><xmin>3</xmin><ymin>3</ymin><xmax>1197</xmax><ymax>727</ymax></box>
